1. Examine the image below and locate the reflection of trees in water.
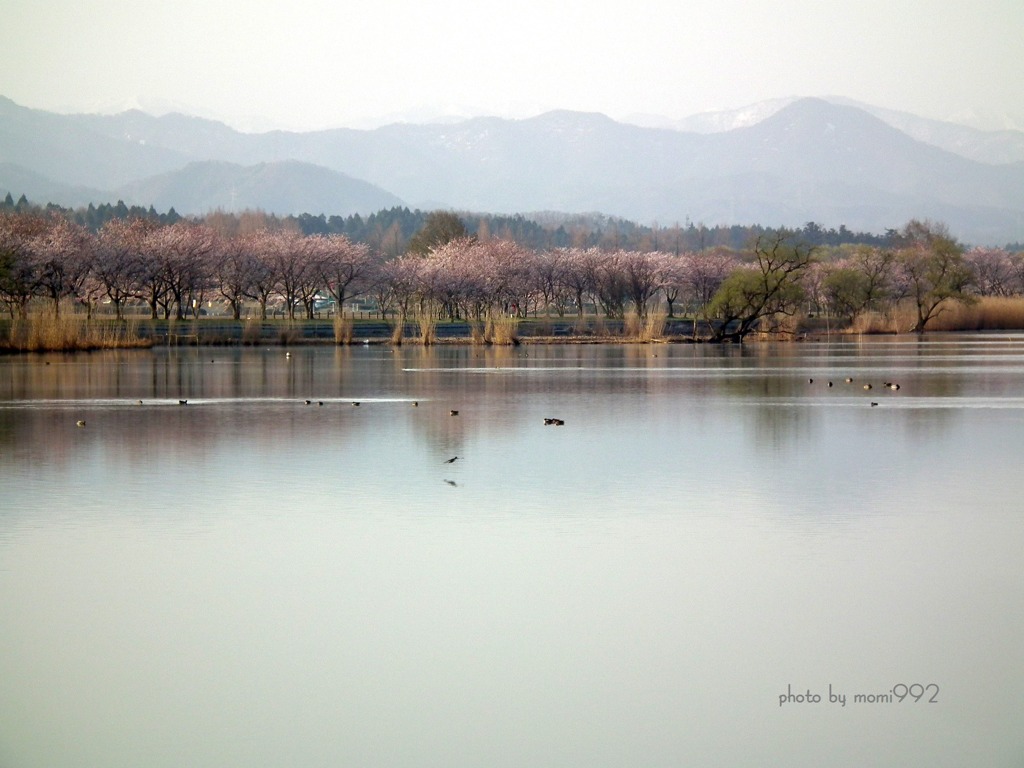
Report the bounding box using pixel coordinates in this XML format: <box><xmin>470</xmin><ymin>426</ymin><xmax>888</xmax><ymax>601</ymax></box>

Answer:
<box><xmin>2</xmin><ymin>400</ymin><xmax>388</xmax><ymax>472</ymax></box>
<box><xmin>5</xmin><ymin>339</ymin><xmax>1020</xmax><ymax>472</ymax></box>
<box><xmin>749</xmin><ymin>398</ymin><xmax>820</xmax><ymax>451</ymax></box>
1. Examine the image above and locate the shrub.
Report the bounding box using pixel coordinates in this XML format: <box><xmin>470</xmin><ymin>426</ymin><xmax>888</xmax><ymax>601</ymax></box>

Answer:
<box><xmin>485</xmin><ymin>311</ymin><xmax>519</xmax><ymax>345</ymax></box>
<box><xmin>333</xmin><ymin>315</ymin><xmax>354</xmax><ymax>345</ymax></box>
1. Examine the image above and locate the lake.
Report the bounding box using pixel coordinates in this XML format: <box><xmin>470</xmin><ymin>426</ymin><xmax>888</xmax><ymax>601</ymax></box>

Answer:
<box><xmin>1</xmin><ymin>336</ymin><xmax>1023</xmax><ymax>767</ymax></box>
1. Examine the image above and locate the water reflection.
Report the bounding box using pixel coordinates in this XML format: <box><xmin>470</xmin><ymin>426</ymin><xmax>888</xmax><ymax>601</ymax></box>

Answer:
<box><xmin>4</xmin><ymin>340</ymin><xmax>1024</xmax><ymax>512</ymax></box>
<box><xmin>2</xmin><ymin>337</ymin><xmax>1024</xmax><ymax>768</ymax></box>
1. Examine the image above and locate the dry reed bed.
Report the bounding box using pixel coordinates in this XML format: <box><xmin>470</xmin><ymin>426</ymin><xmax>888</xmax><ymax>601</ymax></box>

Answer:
<box><xmin>849</xmin><ymin>297</ymin><xmax>1024</xmax><ymax>334</ymax></box>
<box><xmin>9</xmin><ymin>296</ymin><xmax>1024</xmax><ymax>352</ymax></box>
<box><xmin>1</xmin><ymin>308</ymin><xmax>149</xmax><ymax>352</ymax></box>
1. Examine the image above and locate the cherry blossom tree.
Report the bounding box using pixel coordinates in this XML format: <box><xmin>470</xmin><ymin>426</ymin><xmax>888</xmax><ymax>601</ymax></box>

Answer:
<box><xmin>618</xmin><ymin>249</ymin><xmax>663</xmax><ymax>321</ymax></box>
<box><xmin>496</xmin><ymin>240</ymin><xmax>536</xmax><ymax>317</ymax></box>
<box><xmin>294</xmin><ymin>239</ymin><xmax>327</xmax><ymax>320</ymax></box>
<box><xmin>531</xmin><ymin>249</ymin><xmax>569</xmax><ymax>317</ymax></box>
<box><xmin>213</xmin><ymin>234</ymin><xmax>258</xmax><ymax>320</ymax></box>
<box><xmin>682</xmin><ymin>247</ymin><xmax>736</xmax><ymax>316</ymax></box>
<box><xmin>654</xmin><ymin>252</ymin><xmax>688</xmax><ymax>318</ymax></box>
<box><xmin>557</xmin><ymin>247</ymin><xmax>599</xmax><ymax>317</ymax></box>
<box><xmin>378</xmin><ymin>255</ymin><xmax>423</xmax><ymax>324</ymax></box>
<box><xmin>146</xmin><ymin>222</ymin><xmax>216</xmax><ymax>320</ymax></box>
<box><xmin>133</xmin><ymin>236</ymin><xmax>170</xmax><ymax>319</ymax></box>
<box><xmin>471</xmin><ymin>238</ymin><xmax>534</xmax><ymax>318</ymax></box>
<box><xmin>95</xmin><ymin>218</ymin><xmax>153</xmax><ymax>320</ymax></box>
<box><xmin>266</xmin><ymin>230</ymin><xmax>313</xmax><ymax>320</ymax></box>
<box><xmin>592</xmin><ymin>249</ymin><xmax>628</xmax><ymax>318</ymax></box>
<box><xmin>0</xmin><ymin>212</ymin><xmax>48</xmax><ymax>318</ymax></box>
<box><xmin>314</xmin><ymin>234</ymin><xmax>375</xmax><ymax>317</ymax></box>
<box><xmin>423</xmin><ymin>238</ymin><xmax>477</xmax><ymax>321</ymax></box>
<box><xmin>28</xmin><ymin>217</ymin><xmax>94</xmax><ymax>316</ymax></box>
<box><xmin>965</xmin><ymin>246</ymin><xmax>1018</xmax><ymax>296</ymax></box>
<box><xmin>238</xmin><ymin>230</ymin><xmax>281</xmax><ymax>320</ymax></box>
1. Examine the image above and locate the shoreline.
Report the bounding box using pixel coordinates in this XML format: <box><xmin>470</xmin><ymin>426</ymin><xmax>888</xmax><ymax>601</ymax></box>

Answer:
<box><xmin>4</xmin><ymin>314</ymin><xmax>1024</xmax><ymax>354</ymax></box>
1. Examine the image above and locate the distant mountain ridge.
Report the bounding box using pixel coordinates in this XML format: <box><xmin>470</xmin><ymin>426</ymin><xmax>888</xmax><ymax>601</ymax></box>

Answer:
<box><xmin>638</xmin><ymin>96</ymin><xmax>1024</xmax><ymax>166</ymax></box>
<box><xmin>117</xmin><ymin>160</ymin><xmax>403</xmax><ymax>217</ymax></box>
<box><xmin>1</xmin><ymin>95</ymin><xmax>1021</xmax><ymax>245</ymax></box>
<box><xmin>640</xmin><ymin>96</ymin><xmax>1024</xmax><ymax>166</ymax></box>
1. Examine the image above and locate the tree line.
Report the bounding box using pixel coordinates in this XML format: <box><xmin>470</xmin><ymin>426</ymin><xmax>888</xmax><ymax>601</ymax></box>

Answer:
<box><xmin>2</xmin><ymin>192</ymin><xmax>912</xmax><ymax>253</ymax></box>
<box><xmin>1</xmin><ymin>206</ymin><xmax>1018</xmax><ymax>340</ymax></box>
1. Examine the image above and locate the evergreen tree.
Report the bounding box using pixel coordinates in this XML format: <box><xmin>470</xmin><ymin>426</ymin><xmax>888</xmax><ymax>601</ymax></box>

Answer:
<box><xmin>407</xmin><ymin>211</ymin><xmax>469</xmax><ymax>255</ymax></box>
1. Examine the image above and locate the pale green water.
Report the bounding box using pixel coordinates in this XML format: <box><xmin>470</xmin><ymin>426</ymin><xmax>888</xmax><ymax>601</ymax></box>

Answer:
<box><xmin>1</xmin><ymin>337</ymin><xmax>1023</xmax><ymax>767</ymax></box>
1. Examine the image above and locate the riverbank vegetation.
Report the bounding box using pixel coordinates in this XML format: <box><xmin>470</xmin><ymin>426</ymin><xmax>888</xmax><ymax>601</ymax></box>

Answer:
<box><xmin>0</xmin><ymin>302</ymin><xmax>149</xmax><ymax>352</ymax></box>
<box><xmin>2</xmin><ymin>207</ymin><xmax>1022</xmax><ymax>352</ymax></box>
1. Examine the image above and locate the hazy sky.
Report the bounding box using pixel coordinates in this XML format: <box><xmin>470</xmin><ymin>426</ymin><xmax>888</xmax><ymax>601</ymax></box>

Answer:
<box><xmin>2</xmin><ymin>0</ymin><xmax>1021</xmax><ymax>131</ymax></box>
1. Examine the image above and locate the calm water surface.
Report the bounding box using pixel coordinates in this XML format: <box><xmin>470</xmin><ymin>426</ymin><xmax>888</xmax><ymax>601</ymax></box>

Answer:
<box><xmin>1</xmin><ymin>336</ymin><xmax>1023</xmax><ymax>767</ymax></box>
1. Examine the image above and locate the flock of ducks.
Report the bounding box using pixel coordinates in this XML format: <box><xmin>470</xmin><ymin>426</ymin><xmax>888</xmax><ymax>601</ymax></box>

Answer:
<box><xmin>72</xmin><ymin>350</ymin><xmax>574</xmax><ymax>493</ymax></box>
<box><xmin>74</xmin><ymin>369</ymin><xmax>896</xmax><ymax>431</ymax></box>
<box><xmin>808</xmin><ymin>375</ymin><xmax>903</xmax><ymax>406</ymax></box>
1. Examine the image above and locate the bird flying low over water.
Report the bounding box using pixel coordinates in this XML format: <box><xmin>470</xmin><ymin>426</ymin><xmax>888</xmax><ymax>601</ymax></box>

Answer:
<box><xmin>445</xmin><ymin>456</ymin><xmax>459</xmax><ymax>464</ymax></box>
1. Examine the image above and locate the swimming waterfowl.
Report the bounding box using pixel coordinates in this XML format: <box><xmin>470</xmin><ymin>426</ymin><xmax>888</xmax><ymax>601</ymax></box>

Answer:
<box><xmin>178</xmin><ymin>399</ymin><xmax>188</xmax><ymax>405</ymax></box>
<box><xmin>450</xmin><ymin>410</ymin><xmax>459</xmax><ymax>416</ymax></box>
<box><xmin>76</xmin><ymin>420</ymin><xmax>86</xmax><ymax>427</ymax></box>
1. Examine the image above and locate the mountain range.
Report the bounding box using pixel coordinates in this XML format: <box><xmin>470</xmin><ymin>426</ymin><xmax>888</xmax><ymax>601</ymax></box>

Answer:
<box><xmin>1</xmin><ymin>95</ymin><xmax>1022</xmax><ymax>245</ymax></box>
